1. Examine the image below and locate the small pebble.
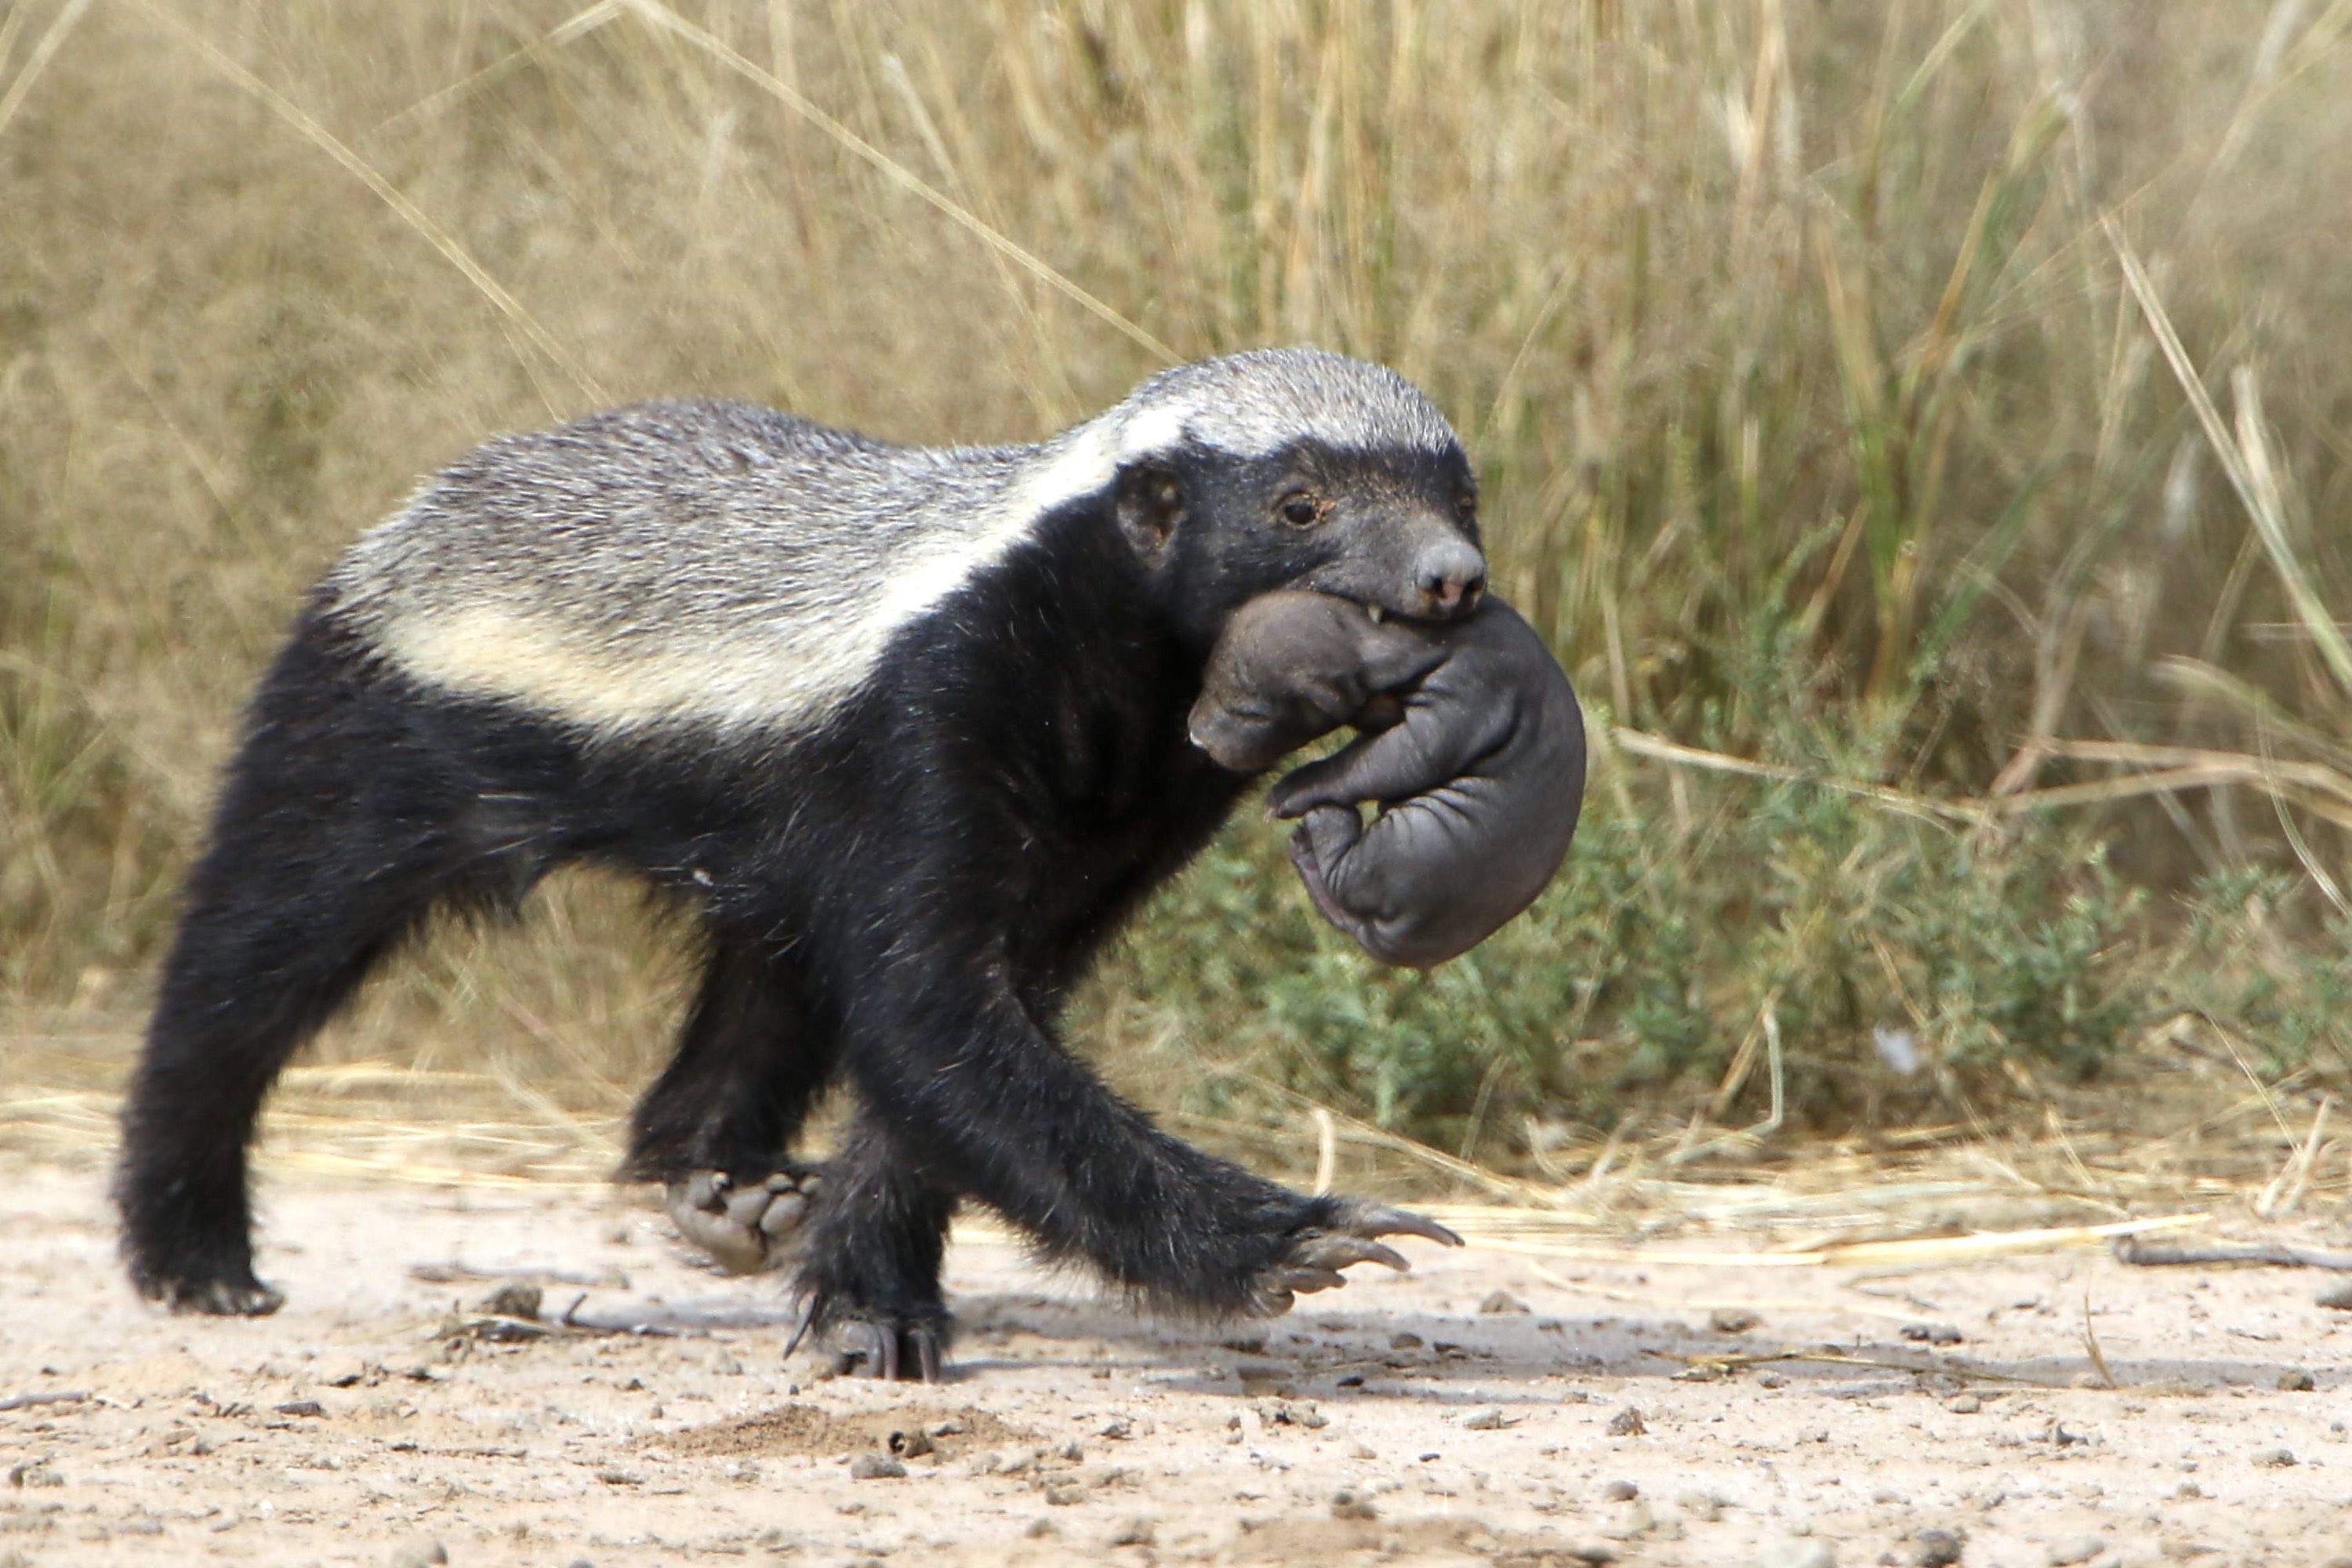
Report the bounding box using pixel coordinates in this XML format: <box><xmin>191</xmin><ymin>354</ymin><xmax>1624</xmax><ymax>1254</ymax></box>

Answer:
<box><xmin>1599</xmin><ymin>1500</ymin><xmax>1654</xmax><ymax>1541</ymax></box>
<box><xmin>1606</xmin><ymin>1406</ymin><xmax>1646</xmax><ymax>1437</ymax></box>
<box><xmin>1911</xmin><ymin>1528</ymin><xmax>1963</xmax><ymax>1566</ymax></box>
<box><xmin>1755</xmin><ymin>1538</ymin><xmax>1835</xmax><ymax>1568</ymax></box>
<box><xmin>480</xmin><ymin>1282</ymin><xmax>543</xmax><ymax>1321</ymax></box>
<box><xmin>1025</xmin><ymin>1519</ymin><xmax>1057</xmax><ymax>1538</ymax></box>
<box><xmin>2318</xmin><ymin>1283</ymin><xmax>2352</xmax><ymax>1311</ymax></box>
<box><xmin>389</xmin><ymin>1543</ymin><xmax>448</xmax><ymax>1568</ymax></box>
<box><xmin>2045</xmin><ymin>1537</ymin><xmax>2102</xmax><ymax>1566</ymax></box>
<box><xmin>2251</xmin><ymin>1446</ymin><xmax>2296</xmax><ymax>1468</ymax></box>
<box><xmin>1675</xmin><ymin>1489</ymin><xmax>1722</xmax><ymax>1523</ymax></box>
<box><xmin>1044</xmin><ymin>1483</ymin><xmax>1085</xmax><ymax>1506</ymax></box>
<box><xmin>2277</xmin><ymin>1368</ymin><xmax>2316</xmax><ymax>1392</ymax></box>
<box><xmin>1463</xmin><ymin>1407</ymin><xmax>1515</xmax><ymax>1430</ymax></box>
<box><xmin>849</xmin><ymin>1454</ymin><xmax>906</xmax><ymax>1481</ymax></box>
<box><xmin>318</xmin><ymin>1357</ymin><xmax>368</xmax><ymax>1388</ymax></box>
<box><xmin>1330</xmin><ymin>1489</ymin><xmax>1378</xmax><ymax>1521</ymax></box>
<box><xmin>1944</xmin><ymin>1394</ymin><xmax>1982</xmax><ymax>1414</ymax></box>
<box><xmin>1758</xmin><ymin>1370</ymin><xmax>1789</xmax><ymax>1389</ymax></box>
<box><xmin>1564</xmin><ymin>1546</ymin><xmax>1618</xmax><ymax>1566</ymax></box>
<box><xmin>1106</xmin><ymin>1519</ymin><xmax>1155</xmax><ymax>1547</ymax></box>
<box><xmin>1901</xmin><ymin>1322</ymin><xmax>1964</xmax><ymax>1346</ymax></box>
<box><xmin>1709</xmin><ymin>1308</ymin><xmax>1762</xmax><ymax>1334</ymax></box>
<box><xmin>1600</xmin><ymin>1479</ymin><xmax>1638</xmax><ymax>1502</ymax></box>
<box><xmin>1389</xmin><ymin>1331</ymin><xmax>1424</xmax><ymax>1350</ymax></box>
<box><xmin>1479</xmin><ymin>1290</ymin><xmax>1530</xmax><ymax>1314</ymax></box>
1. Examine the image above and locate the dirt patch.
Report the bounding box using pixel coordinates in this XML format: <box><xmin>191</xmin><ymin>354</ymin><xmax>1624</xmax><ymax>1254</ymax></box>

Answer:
<box><xmin>663</xmin><ymin>1400</ymin><xmax>1032</xmax><ymax>1460</ymax></box>
<box><xmin>4</xmin><ymin>1155</ymin><xmax>2350</xmax><ymax>1566</ymax></box>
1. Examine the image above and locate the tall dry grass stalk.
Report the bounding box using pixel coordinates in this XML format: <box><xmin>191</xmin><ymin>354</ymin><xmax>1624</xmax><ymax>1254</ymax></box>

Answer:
<box><xmin>2</xmin><ymin>1</ymin><xmax>2348</xmax><ymax>1137</ymax></box>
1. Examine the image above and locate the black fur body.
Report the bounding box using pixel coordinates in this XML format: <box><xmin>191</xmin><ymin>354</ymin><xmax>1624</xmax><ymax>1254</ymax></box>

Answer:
<box><xmin>115</xmin><ymin>351</ymin><xmax>1483</xmax><ymax>1374</ymax></box>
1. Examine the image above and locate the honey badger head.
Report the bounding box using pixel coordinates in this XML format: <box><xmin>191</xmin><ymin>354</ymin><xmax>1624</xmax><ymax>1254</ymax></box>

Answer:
<box><xmin>1073</xmin><ymin>349</ymin><xmax>1486</xmax><ymax>643</ymax></box>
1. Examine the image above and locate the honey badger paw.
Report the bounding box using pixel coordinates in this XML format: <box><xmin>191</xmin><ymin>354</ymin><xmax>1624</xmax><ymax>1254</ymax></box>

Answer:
<box><xmin>1245</xmin><ymin>1202</ymin><xmax>1464</xmax><ymax>1319</ymax></box>
<box><xmin>664</xmin><ymin>1166</ymin><xmax>823</xmax><ymax>1275</ymax></box>
<box><xmin>140</xmin><ymin>1269</ymin><xmax>286</xmax><ymax>1317</ymax></box>
<box><xmin>822</xmin><ymin>1311</ymin><xmax>953</xmax><ymax>1385</ymax></box>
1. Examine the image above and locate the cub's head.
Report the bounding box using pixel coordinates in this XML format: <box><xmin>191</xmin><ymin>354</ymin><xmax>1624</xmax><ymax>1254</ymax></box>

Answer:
<box><xmin>1074</xmin><ymin>350</ymin><xmax>1486</xmax><ymax>645</ymax></box>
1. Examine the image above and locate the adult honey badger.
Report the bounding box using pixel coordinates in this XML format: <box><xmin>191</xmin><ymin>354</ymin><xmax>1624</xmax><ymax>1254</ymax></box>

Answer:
<box><xmin>117</xmin><ymin>349</ymin><xmax>1483</xmax><ymax>1379</ymax></box>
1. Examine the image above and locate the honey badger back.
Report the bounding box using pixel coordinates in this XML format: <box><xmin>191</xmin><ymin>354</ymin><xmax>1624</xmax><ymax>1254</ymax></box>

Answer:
<box><xmin>114</xmin><ymin>349</ymin><xmax>1483</xmax><ymax>1377</ymax></box>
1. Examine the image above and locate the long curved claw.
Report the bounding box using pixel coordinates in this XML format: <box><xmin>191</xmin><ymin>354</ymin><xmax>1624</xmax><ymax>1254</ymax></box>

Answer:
<box><xmin>1243</xmin><ymin>1199</ymin><xmax>1464</xmax><ymax>1320</ymax></box>
<box><xmin>829</xmin><ymin>1319</ymin><xmax>949</xmax><ymax>1384</ymax></box>
<box><xmin>1294</xmin><ymin>1234</ymin><xmax>1411</xmax><ymax>1276</ymax></box>
<box><xmin>1346</xmin><ymin>1204</ymin><xmax>1465</xmax><ymax>1248</ymax></box>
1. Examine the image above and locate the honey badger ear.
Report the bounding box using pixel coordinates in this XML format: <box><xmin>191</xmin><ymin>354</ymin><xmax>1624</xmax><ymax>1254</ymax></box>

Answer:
<box><xmin>1114</xmin><ymin>460</ymin><xmax>1185</xmax><ymax>563</ymax></box>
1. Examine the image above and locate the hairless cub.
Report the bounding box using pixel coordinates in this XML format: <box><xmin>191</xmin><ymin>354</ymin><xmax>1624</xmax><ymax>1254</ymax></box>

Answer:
<box><xmin>1189</xmin><ymin>590</ymin><xmax>1585</xmax><ymax>968</ymax></box>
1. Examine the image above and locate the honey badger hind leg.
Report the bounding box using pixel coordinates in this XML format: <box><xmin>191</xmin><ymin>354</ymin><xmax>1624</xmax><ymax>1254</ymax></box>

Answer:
<box><xmin>114</xmin><ymin>612</ymin><xmax>570</xmax><ymax>1317</ymax></box>
<box><xmin>624</xmin><ymin>936</ymin><xmax>837</xmax><ymax>1275</ymax></box>
<box><xmin>786</xmin><ymin>1109</ymin><xmax>956</xmax><ymax>1383</ymax></box>
<box><xmin>663</xmin><ymin>1164</ymin><xmax>827</xmax><ymax>1276</ymax></box>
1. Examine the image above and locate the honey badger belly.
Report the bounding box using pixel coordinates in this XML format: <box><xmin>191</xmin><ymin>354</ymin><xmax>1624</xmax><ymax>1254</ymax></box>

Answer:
<box><xmin>114</xmin><ymin>350</ymin><xmax>1484</xmax><ymax>1379</ymax></box>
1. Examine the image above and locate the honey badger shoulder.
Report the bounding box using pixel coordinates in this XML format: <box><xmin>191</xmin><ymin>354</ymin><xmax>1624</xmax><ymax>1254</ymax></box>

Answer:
<box><xmin>114</xmin><ymin>349</ymin><xmax>1481</xmax><ymax>1368</ymax></box>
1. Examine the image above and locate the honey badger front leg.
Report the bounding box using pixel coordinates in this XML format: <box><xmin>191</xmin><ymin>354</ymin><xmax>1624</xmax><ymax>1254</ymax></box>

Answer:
<box><xmin>789</xmin><ymin>916</ymin><xmax>1459</xmax><ymax>1378</ymax></box>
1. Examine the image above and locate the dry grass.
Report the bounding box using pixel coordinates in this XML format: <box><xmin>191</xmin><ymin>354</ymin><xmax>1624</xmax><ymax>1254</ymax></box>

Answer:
<box><xmin>4</xmin><ymin>2</ymin><xmax>2352</xmax><ymax>1156</ymax></box>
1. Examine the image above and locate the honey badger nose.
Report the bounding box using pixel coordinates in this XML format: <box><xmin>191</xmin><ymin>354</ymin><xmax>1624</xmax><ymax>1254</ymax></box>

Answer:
<box><xmin>1414</xmin><ymin>537</ymin><xmax>1486</xmax><ymax>617</ymax></box>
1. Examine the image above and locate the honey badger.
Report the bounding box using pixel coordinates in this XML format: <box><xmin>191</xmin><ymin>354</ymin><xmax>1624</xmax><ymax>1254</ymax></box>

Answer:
<box><xmin>115</xmin><ymin>349</ymin><xmax>1483</xmax><ymax>1381</ymax></box>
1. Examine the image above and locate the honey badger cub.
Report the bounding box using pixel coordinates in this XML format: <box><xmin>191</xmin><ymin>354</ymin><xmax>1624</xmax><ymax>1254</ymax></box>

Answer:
<box><xmin>1191</xmin><ymin>590</ymin><xmax>1584</xmax><ymax>967</ymax></box>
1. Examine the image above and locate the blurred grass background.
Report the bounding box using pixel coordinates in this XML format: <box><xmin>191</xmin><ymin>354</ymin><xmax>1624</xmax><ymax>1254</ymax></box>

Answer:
<box><xmin>3</xmin><ymin>0</ymin><xmax>2349</xmax><ymax>1168</ymax></box>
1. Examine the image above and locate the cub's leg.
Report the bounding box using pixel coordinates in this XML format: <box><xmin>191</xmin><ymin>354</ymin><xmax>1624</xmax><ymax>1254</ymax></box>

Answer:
<box><xmin>626</xmin><ymin>937</ymin><xmax>835</xmax><ymax>1274</ymax></box>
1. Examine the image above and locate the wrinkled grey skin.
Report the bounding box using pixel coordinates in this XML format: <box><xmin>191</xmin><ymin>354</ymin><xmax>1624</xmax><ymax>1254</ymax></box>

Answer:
<box><xmin>1186</xmin><ymin>592</ymin><xmax>1448</xmax><ymax>774</ymax></box>
<box><xmin>1190</xmin><ymin>591</ymin><xmax>1584</xmax><ymax>968</ymax></box>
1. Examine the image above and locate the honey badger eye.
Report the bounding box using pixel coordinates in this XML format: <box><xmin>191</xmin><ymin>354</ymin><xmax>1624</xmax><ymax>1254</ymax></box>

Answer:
<box><xmin>1456</xmin><ymin>493</ymin><xmax>1478</xmax><ymax>522</ymax></box>
<box><xmin>1279</xmin><ymin>492</ymin><xmax>1326</xmax><ymax>527</ymax></box>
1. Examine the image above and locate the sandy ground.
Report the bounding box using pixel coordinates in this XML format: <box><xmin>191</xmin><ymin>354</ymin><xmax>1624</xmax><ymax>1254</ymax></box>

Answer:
<box><xmin>2</xmin><ymin>1155</ymin><xmax>2349</xmax><ymax>1568</ymax></box>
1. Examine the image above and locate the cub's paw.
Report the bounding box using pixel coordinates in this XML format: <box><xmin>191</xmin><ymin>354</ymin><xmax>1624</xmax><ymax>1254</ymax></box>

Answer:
<box><xmin>664</xmin><ymin>1166</ymin><xmax>823</xmax><ymax>1276</ymax></box>
<box><xmin>822</xmin><ymin>1311</ymin><xmax>953</xmax><ymax>1385</ymax></box>
<box><xmin>1246</xmin><ymin>1202</ymin><xmax>1463</xmax><ymax>1319</ymax></box>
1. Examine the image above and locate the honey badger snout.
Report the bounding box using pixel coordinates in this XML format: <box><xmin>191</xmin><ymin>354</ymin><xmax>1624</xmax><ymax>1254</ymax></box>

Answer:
<box><xmin>1412</xmin><ymin>535</ymin><xmax>1486</xmax><ymax>618</ymax></box>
